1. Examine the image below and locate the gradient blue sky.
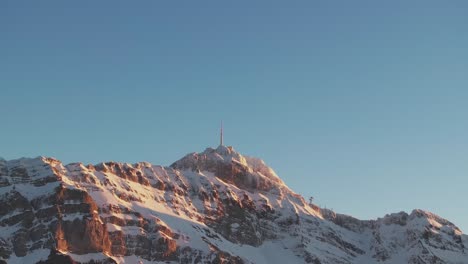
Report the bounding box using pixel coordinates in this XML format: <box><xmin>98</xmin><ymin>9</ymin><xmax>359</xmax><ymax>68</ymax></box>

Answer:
<box><xmin>1</xmin><ymin>1</ymin><xmax>468</xmax><ymax>230</ymax></box>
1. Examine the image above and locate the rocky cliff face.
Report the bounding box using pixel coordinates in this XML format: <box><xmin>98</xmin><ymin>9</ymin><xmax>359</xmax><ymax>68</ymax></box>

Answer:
<box><xmin>0</xmin><ymin>147</ymin><xmax>467</xmax><ymax>264</ymax></box>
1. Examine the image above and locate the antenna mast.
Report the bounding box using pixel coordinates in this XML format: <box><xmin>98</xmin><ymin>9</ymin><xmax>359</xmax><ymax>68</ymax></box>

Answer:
<box><xmin>220</xmin><ymin>121</ymin><xmax>224</xmax><ymax>146</ymax></box>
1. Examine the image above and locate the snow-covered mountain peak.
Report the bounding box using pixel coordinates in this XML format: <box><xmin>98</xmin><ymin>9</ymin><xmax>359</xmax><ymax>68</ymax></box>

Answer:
<box><xmin>0</xmin><ymin>156</ymin><xmax>57</xmax><ymax>178</ymax></box>
<box><xmin>375</xmin><ymin>209</ymin><xmax>461</xmax><ymax>232</ymax></box>
<box><xmin>171</xmin><ymin>146</ymin><xmax>285</xmax><ymax>192</ymax></box>
<box><xmin>195</xmin><ymin>145</ymin><xmax>249</xmax><ymax>166</ymax></box>
<box><xmin>408</xmin><ymin>209</ymin><xmax>463</xmax><ymax>235</ymax></box>
<box><xmin>410</xmin><ymin>209</ymin><xmax>455</xmax><ymax>225</ymax></box>
<box><xmin>0</xmin><ymin>150</ymin><xmax>467</xmax><ymax>264</ymax></box>
<box><xmin>214</xmin><ymin>144</ymin><xmax>236</xmax><ymax>156</ymax></box>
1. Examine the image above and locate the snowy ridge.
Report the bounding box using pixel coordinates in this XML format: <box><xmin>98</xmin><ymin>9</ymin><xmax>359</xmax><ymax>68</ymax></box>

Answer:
<box><xmin>0</xmin><ymin>147</ymin><xmax>467</xmax><ymax>264</ymax></box>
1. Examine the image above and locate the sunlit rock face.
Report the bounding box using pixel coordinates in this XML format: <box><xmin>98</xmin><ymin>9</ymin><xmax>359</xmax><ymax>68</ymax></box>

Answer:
<box><xmin>0</xmin><ymin>151</ymin><xmax>467</xmax><ymax>264</ymax></box>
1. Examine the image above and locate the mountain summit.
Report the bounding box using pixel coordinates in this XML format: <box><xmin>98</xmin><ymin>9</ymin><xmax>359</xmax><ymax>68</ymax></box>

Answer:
<box><xmin>171</xmin><ymin>145</ymin><xmax>285</xmax><ymax>191</ymax></box>
<box><xmin>0</xmin><ymin>148</ymin><xmax>466</xmax><ymax>264</ymax></box>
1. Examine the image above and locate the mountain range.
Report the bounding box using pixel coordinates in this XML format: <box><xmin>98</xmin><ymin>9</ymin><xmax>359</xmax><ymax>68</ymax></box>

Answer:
<box><xmin>0</xmin><ymin>145</ymin><xmax>467</xmax><ymax>263</ymax></box>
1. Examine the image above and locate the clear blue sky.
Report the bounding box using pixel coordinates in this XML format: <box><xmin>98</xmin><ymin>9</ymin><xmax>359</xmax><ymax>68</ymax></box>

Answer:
<box><xmin>1</xmin><ymin>1</ymin><xmax>467</xmax><ymax>231</ymax></box>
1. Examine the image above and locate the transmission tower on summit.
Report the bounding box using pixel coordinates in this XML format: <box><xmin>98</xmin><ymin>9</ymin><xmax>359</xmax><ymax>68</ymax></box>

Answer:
<box><xmin>220</xmin><ymin>121</ymin><xmax>224</xmax><ymax>146</ymax></box>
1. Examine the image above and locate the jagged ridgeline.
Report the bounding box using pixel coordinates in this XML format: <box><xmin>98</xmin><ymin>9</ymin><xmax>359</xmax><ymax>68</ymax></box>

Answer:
<box><xmin>0</xmin><ymin>147</ymin><xmax>467</xmax><ymax>264</ymax></box>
